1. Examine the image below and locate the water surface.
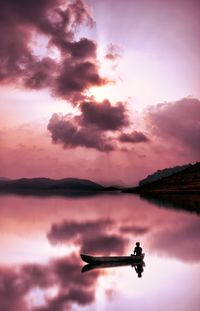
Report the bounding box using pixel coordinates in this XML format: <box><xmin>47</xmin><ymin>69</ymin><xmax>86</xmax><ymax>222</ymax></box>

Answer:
<box><xmin>0</xmin><ymin>194</ymin><xmax>200</xmax><ymax>310</ymax></box>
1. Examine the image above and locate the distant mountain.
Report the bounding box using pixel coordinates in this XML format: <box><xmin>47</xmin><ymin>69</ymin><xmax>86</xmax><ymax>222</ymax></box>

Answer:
<box><xmin>98</xmin><ymin>180</ymin><xmax>129</xmax><ymax>188</ymax></box>
<box><xmin>139</xmin><ymin>164</ymin><xmax>191</xmax><ymax>186</ymax></box>
<box><xmin>125</xmin><ymin>162</ymin><xmax>200</xmax><ymax>194</ymax></box>
<box><xmin>0</xmin><ymin>177</ymin><xmax>109</xmax><ymax>195</ymax></box>
<box><xmin>0</xmin><ymin>177</ymin><xmax>10</xmax><ymax>181</ymax></box>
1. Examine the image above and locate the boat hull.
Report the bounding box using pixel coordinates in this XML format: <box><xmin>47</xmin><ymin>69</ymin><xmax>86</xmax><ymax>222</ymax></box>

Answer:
<box><xmin>80</xmin><ymin>253</ymin><xmax>145</xmax><ymax>264</ymax></box>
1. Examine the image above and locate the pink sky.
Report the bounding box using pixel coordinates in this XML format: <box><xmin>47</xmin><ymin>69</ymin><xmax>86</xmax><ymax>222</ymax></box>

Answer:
<box><xmin>0</xmin><ymin>0</ymin><xmax>199</xmax><ymax>185</ymax></box>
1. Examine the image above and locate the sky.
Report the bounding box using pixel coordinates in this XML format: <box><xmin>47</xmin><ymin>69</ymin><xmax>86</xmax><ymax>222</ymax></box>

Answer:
<box><xmin>0</xmin><ymin>0</ymin><xmax>200</xmax><ymax>185</ymax></box>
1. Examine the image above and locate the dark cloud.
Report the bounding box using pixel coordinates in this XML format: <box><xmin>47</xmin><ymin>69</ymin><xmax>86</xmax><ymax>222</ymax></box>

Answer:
<box><xmin>146</xmin><ymin>97</ymin><xmax>200</xmax><ymax>155</ymax></box>
<box><xmin>0</xmin><ymin>254</ymin><xmax>100</xmax><ymax>311</ymax></box>
<box><xmin>55</xmin><ymin>61</ymin><xmax>107</xmax><ymax>102</ymax></box>
<box><xmin>0</xmin><ymin>0</ymin><xmax>107</xmax><ymax>103</ymax></box>
<box><xmin>0</xmin><ymin>0</ymin><xmax>92</xmax><ymax>46</ymax></box>
<box><xmin>79</xmin><ymin>99</ymin><xmax>130</xmax><ymax>130</ymax></box>
<box><xmin>47</xmin><ymin>98</ymin><xmax>133</xmax><ymax>151</ymax></box>
<box><xmin>0</xmin><ymin>0</ymin><xmax>59</xmax><ymax>83</ymax></box>
<box><xmin>55</xmin><ymin>37</ymin><xmax>97</xmax><ymax>59</ymax></box>
<box><xmin>119</xmin><ymin>131</ymin><xmax>149</xmax><ymax>143</ymax></box>
<box><xmin>47</xmin><ymin>113</ymin><xmax>115</xmax><ymax>151</ymax></box>
<box><xmin>24</xmin><ymin>57</ymin><xmax>57</xmax><ymax>90</ymax></box>
<box><xmin>47</xmin><ymin>219</ymin><xmax>128</xmax><ymax>255</ymax></box>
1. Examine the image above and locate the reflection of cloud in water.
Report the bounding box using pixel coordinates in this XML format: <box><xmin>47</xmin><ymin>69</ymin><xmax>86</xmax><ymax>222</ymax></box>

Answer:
<box><xmin>0</xmin><ymin>254</ymin><xmax>100</xmax><ymax>311</ymax></box>
<box><xmin>47</xmin><ymin>219</ymin><xmax>128</xmax><ymax>255</ymax></box>
<box><xmin>120</xmin><ymin>225</ymin><xmax>149</xmax><ymax>235</ymax></box>
<box><xmin>0</xmin><ymin>195</ymin><xmax>200</xmax><ymax>310</ymax></box>
<box><xmin>48</xmin><ymin>213</ymin><xmax>200</xmax><ymax>264</ymax></box>
<box><xmin>1</xmin><ymin>194</ymin><xmax>200</xmax><ymax>265</ymax></box>
<box><xmin>149</xmin><ymin>218</ymin><xmax>200</xmax><ymax>262</ymax></box>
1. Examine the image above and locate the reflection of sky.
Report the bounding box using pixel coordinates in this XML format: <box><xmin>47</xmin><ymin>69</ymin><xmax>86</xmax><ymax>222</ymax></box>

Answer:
<box><xmin>0</xmin><ymin>194</ymin><xmax>200</xmax><ymax>310</ymax></box>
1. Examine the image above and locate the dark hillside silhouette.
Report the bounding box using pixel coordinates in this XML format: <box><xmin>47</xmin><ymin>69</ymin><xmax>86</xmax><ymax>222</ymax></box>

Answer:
<box><xmin>139</xmin><ymin>164</ymin><xmax>191</xmax><ymax>186</ymax></box>
<box><xmin>125</xmin><ymin>162</ymin><xmax>200</xmax><ymax>194</ymax></box>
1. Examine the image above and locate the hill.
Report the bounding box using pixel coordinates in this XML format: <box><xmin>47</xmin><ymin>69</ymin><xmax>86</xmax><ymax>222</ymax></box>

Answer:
<box><xmin>139</xmin><ymin>164</ymin><xmax>191</xmax><ymax>186</ymax></box>
<box><xmin>0</xmin><ymin>177</ymin><xmax>109</xmax><ymax>195</ymax></box>
<box><xmin>124</xmin><ymin>162</ymin><xmax>200</xmax><ymax>194</ymax></box>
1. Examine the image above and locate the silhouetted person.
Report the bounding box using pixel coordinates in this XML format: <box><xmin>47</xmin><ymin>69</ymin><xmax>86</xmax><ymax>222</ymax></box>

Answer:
<box><xmin>133</xmin><ymin>242</ymin><xmax>142</xmax><ymax>256</ymax></box>
<box><xmin>135</xmin><ymin>264</ymin><xmax>144</xmax><ymax>278</ymax></box>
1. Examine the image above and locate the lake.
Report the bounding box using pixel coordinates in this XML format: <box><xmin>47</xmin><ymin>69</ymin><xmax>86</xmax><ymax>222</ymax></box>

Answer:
<box><xmin>0</xmin><ymin>193</ymin><xmax>200</xmax><ymax>311</ymax></box>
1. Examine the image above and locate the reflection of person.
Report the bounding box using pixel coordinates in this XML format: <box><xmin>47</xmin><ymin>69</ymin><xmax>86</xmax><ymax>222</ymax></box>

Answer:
<box><xmin>133</xmin><ymin>242</ymin><xmax>142</xmax><ymax>256</ymax></box>
<box><xmin>135</xmin><ymin>264</ymin><xmax>144</xmax><ymax>278</ymax></box>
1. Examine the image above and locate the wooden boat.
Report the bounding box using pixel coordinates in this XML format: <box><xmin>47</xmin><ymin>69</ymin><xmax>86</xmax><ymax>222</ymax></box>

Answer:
<box><xmin>82</xmin><ymin>260</ymin><xmax>145</xmax><ymax>273</ymax></box>
<box><xmin>80</xmin><ymin>253</ymin><xmax>145</xmax><ymax>264</ymax></box>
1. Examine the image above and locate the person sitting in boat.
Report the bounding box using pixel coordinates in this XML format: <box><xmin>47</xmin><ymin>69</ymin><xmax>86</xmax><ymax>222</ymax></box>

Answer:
<box><xmin>133</xmin><ymin>242</ymin><xmax>142</xmax><ymax>256</ymax></box>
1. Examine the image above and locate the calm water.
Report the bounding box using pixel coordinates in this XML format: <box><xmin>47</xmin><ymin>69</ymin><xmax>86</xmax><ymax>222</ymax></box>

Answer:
<box><xmin>0</xmin><ymin>193</ymin><xmax>200</xmax><ymax>311</ymax></box>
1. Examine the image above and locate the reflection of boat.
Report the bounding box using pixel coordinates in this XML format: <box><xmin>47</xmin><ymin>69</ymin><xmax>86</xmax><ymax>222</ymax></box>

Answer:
<box><xmin>80</xmin><ymin>253</ymin><xmax>145</xmax><ymax>264</ymax></box>
<box><xmin>82</xmin><ymin>260</ymin><xmax>145</xmax><ymax>273</ymax></box>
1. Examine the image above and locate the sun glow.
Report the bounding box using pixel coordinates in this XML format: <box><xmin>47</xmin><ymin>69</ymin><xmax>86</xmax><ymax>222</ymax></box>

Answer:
<box><xmin>91</xmin><ymin>47</ymin><xmax>192</xmax><ymax>111</ymax></box>
<box><xmin>88</xmin><ymin>85</ymin><xmax>117</xmax><ymax>102</ymax></box>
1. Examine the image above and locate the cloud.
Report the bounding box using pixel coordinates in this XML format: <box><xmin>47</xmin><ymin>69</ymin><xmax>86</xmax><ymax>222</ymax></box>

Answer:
<box><xmin>0</xmin><ymin>0</ymin><xmax>108</xmax><ymax>104</ymax></box>
<box><xmin>47</xmin><ymin>219</ymin><xmax>128</xmax><ymax>255</ymax></box>
<box><xmin>105</xmin><ymin>44</ymin><xmax>121</xmax><ymax>61</ymax></box>
<box><xmin>47</xmin><ymin>98</ymin><xmax>133</xmax><ymax>152</ymax></box>
<box><xmin>47</xmin><ymin>113</ymin><xmax>115</xmax><ymax>152</ymax></box>
<box><xmin>146</xmin><ymin>98</ymin><xmax>200</xmax><ymax>156</ymax></box>
<box><xmin>24</xmin><ymin>57</ymin><xmax>57</xmax><ymax>90</ymax></box>
<box><xmin>119</xmin><ymin>131</ymin><xmax>149</xmax><ymax>143</ymax></box>
<box><xmin>55</xmin><ymin>37</ymin><xmax>97</xmax><ymax>59</ymax></box>
<box><xmin>0</xmin><ymin>0</ymin><xmax>57</xmax><ymax>83</ymax></box>
<box><xmin>79</xmin><ymin>99</ymin><xmax>130</xmax><ymax>130</ymax></box>
<box><xmin>47</xmin><ymin>102</ymin><xmax>149</xmax><ymax>151</ymax></box>
<box><xmin>54</xmin><ymin>61</ymin><xmax>107</xmax><ymax>102</ymax></box>
<box><xmin>0</xmin><ymin>254</ymin><xmax>100</xmax><ymax>311</ymax></box>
